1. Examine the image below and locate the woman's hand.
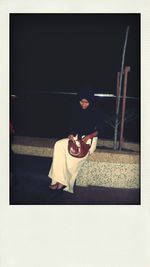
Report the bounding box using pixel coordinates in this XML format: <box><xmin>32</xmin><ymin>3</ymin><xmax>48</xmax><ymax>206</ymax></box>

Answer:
<box><xmin>82</xmin><ymin>131</ymin><xmax>98</xmax><ymax>143</ymax></box>
<box><xmin>68</xmin><ymin>134</ymin><xmax>75</xmax><ymax>141</ymax></box>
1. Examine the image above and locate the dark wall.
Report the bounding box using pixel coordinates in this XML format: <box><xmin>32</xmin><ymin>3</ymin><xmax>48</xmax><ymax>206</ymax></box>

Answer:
<box><xmin>10</xmin><ymin>13</ymin><xmax>140</xmax><ymax>97</ymax></box>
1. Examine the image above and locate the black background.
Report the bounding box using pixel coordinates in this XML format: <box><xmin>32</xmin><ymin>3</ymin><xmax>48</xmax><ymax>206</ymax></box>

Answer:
<box><xmin>10</xmin><ymin>13</ymin><xmax>140</xmax><ymax>96</ymax></box>
<box><xmin>10</xmin><ymin>14</ymin><xmax>140</xmax><ymax>142</ymax></box>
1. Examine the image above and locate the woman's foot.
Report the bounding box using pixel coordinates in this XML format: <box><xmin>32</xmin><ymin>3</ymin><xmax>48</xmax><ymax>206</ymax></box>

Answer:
<box><xmin>48</xmin><ymin>182</ymin><xmax>66</xmax><ymax>190</ymax></box>
<box><xmin>57</xmin><ymin>183</ymin><xmax>66</xmax><ymax>190</ymax></box>
<box><xmin>48</xmin><ymin>182</ymin><xmax>59</xmax><ymax>190</ymax></box>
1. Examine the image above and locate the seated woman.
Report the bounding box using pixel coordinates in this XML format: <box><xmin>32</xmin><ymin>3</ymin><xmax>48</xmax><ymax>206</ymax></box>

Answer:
<box><xmin>48</xmin><ymin>89</ymin><xmax>99</xmax><ymax>193</ymax></box>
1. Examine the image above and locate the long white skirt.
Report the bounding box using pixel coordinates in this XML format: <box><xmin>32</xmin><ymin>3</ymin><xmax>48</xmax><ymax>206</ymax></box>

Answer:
<box><xmin>48</xmin><ymin>137</ymin><xmax>98</xmax><ymax>193</ymax></box>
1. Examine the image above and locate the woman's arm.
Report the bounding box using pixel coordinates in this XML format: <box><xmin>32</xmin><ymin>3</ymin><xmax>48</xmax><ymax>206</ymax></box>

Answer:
<box><xmin>82</xmin><ymin>130</ymin><xmax>98</xmax><ymax>143</ymax></box>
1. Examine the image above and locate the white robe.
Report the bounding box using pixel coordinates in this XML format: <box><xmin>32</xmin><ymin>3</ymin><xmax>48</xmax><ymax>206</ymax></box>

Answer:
<box><xmin>48</xmin><ymin>137</ymin><xmax>98</xmax><ymax>193</ymax></box>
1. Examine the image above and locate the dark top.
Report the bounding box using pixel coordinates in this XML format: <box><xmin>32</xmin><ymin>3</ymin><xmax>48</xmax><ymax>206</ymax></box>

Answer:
<box><xmin>69</xmin><ymin>94</ymin><xmax>99</xmax><ymax>137</ymax></box>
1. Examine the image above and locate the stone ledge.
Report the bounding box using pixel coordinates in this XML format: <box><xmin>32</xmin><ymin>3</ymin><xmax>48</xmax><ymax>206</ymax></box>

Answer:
<box><xmin>12</xmin><ymin>135</ymin><xmax>139</xmax><ymax>152</ymax></box>
<box><xmin>12</xmin><ymin>144</ymin><xmax>139</xmax><ymax>165</ymax></box>
<box><xmin>12</xmin><ymin>136</ymin><xmax>139</xmax><ymax>164</ymax></box>
<box><xmin>11</xmin><ymin>136</ymin><xmax>140</xmax><ymax>189</ymax></box>
<box><xmin>12</xmin><ymin>144</ymin><xmax>54</xmax><ymax>158</ymax></box>
<box><xmin>76</xmin><ymin>160</ymin><xmax>139</xmax><ymax>189</ymax></box>
<box><xmin>90</xmin><ymin>151</ymin><xmax>139</xmax><ymax>164</ymax></box>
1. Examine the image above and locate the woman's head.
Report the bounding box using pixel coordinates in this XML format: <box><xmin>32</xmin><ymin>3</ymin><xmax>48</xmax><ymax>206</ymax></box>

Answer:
<box><xmin>77</xmin><ymin>88</ymin><xmax>95</xmax><ymax>109</ymax></box>
<box><xmin>79</xmin><ymin>98</ymin><xmax>90</xmax><ymax>109</ymax></box>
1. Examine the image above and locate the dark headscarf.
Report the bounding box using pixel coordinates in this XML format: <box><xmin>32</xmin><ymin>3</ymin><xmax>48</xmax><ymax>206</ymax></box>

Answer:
<box><xmin>69</xmin><ymin>88</ymin><xmax>98</xmax><ymax>137</ymax></box>
<box><xmin>76</xmin><ymin>88</ymin><xmax>95</xmax><ymax>105</ymax></box>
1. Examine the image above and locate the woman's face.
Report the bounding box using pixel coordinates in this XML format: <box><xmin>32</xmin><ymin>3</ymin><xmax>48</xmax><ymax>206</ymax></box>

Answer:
<box><xmin>79</xmin><ymin>98</ymin><xmax>90</xmax><ymax>109</ymax></box>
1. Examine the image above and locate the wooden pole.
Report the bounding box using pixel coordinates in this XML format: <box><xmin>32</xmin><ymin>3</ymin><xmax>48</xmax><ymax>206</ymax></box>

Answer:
<box><xmin>116</xmin><ymin>71</ymin><xmax>120</xmax><ymax>111</ymax></box>
<box><xmin>119</xmin><ymin>66</ymin><xmax>131</xmax><ymax>150</ymax></box>
<box><xmin>113</xmin><ymin>26</ymin><xmax>130</xmax><ymax>150</ymax></box>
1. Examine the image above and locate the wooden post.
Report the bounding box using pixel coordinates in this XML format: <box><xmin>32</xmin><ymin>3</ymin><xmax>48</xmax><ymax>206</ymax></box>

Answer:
<box><xmin>113</xmin><ymin>26</ymin><xmax>130</xmax><ymax>150</ymax></box>
<box><xmin>116</xmin><ymin>72</ymin><xmax>120</xmax><ymax>112</ymax></box>
<box><xmin>119</xmin><ymin>66</ymin><xmax>131</xmax><ymax>150</ymax></box>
